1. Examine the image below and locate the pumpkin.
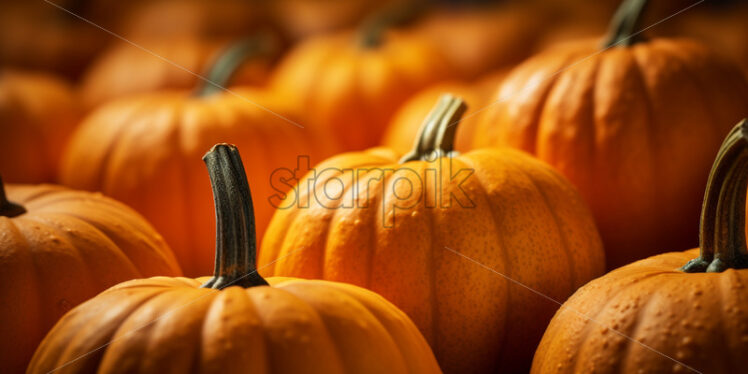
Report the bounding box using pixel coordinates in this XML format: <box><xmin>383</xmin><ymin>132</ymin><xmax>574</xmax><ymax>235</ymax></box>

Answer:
<box><xmin>0</xmin><ymin>70</ymin><xmax>81</xmax><ymax>183</ymax></box>
<box><xmin>269</xmin><ymin>5</ymin><xmax>452</xmax><ymax>151</ymax></box>
<box><xmin>258</xmin><ymin>95</ymin><xmax>605</xmax><ymax>373</ymax></box>
<box><xmin>531</xmin><ymin>119</ymin><xmax>748</xmax><ymax>374</ymax></box>
<box><xmin>0</xmin><ymin>2</ymin><xmax>108</xmax><ymax>79</ymax></box>
<box><xmin>0</xmin><ymin>177</ymin><xmax>181</xmax><ymax>374</ymax></box>
<box><xmin>80</xmin><ymin>34</ymin><xmax>280</xmax><ymax>109</ymax></box>
<box><xmin>381</xmin><ymin>71</ymin><xmax>505</xmax><ymax>154</ymax></box>
<box><xmin>115</xmin><ymin>0</ymin><xmax>275</xmax><ymax>43</ymax></box>
<box><xmin>410</xmin><ymin>2</ymin><xmax>550</xmax><ymax>80</ymax></box>
<box><xmin>61</xmin><ymin>44</ymin><xmax>338</xmax><ymax>277</ymax></box>
<box><xmin>29</xmin><ymin>144</ymin><xmax>441</xmax><ymax>374</ymax></box>
<box><xmin>473</xmin><ymin>0</ymin><xmax>748</xmax><ymax>269</ymax></box>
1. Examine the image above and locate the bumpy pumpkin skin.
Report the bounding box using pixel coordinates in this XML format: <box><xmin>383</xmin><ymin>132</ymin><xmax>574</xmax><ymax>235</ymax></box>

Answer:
<box><xmin>0</xmin><ymin>184</ymin><xmax>181</xmax><ymax>374</ymax></box>
<box><xmin>80</xmin><ymin>37</ymin><xmax>275</xmax><ymax>109</ymax></box>
<box><xmin>28</xmin><ymin>277</ymin><xmax>440</xmax><ymax>374</ymax></box>
<box><xmin>60</xmin><ymin>90</ymin><xmax>337</xmax><ymax>276</ymax></box>
<box><xmin>474</xmin><ymin>38</ymin><xmax>748</xmax><ymax>269</ymax></box>
<box><xmin>258</xmin><ymin>146</ymin><xmax>605</xmax><ymax>373</ymax></box>
<box><xmin>531</xmin><ymin>249</ymin><xmax>748</xmax><ymax>373</ymax></box>
<box><xmin>270</xmin><ymin>31</ymin><xmax>452</xmax><ymax>150</ymax></box>
<box><xmin>0</xmin><ymin>70</ymin><xmax>80</xmax><ymax>183</ymax></box>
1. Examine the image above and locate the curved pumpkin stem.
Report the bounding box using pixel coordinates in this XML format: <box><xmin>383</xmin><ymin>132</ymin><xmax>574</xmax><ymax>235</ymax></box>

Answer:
<box><xmin>196</xmin><ymin>34</ymin><xmax>277</xmax><ymax>97</ymax></box>
<box><xmin>201</xmin><ymin>144</ymin><xmax>269</xmax><ymax>289</ymax></box>
<box><xmin>400</xmin><ymin>94</ymin><xmax>467</xmax><ymax>163</ymax></box>
<box><xmin>0</xmin><ymin>176</ymin><xmax>25</xmax><ymax>217</ymax></box>
<box><xmin>358</xmin><ymin>1</ymin><xmax>425</xmax><ymax>48</ymax></box>
<box><xmin>682</xmin><ymin>119</ymin><xmax>748</xmax><ymax>273</ymax></box>
<box><xmin>602</xmin><ymin>0</ymin><xmax>649</xmax><ymax>48</ymax></box>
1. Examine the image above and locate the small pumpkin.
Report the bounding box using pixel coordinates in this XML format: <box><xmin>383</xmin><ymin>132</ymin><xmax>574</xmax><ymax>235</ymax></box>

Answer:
<box><xmin>532</xmin><ymin>119</ymin><xmax>748</xmax><ymax>374</ymax></box>
<box><xmin>61</xmin><ymin>43</ymin><xmax>338</xmax><ymax>276</ymax></box>
<box><xmin>381</xmin><ymin>71</ymin><xmax>505</xmax><ymax>154</ymax></box>
<box><xmin>473</xmin><ymin>0</ymin><xmax>748</xmax><ymax>269</ymax></box>
<box><xmin>80</xmin><ymin>35</ymin><xmax>280</xmax><ymax>109</ymax></box>
<box><xmin>0</xmin><ymin>69</ymin><xmax>80</xmax><ymax>183</ymax></box>
<box><xmin>29</xmin><ymin>144</ymin><xmax>441</xmax><ymax>374</ymax></box>
<box><xmin>0</xmin><ymin>177</ymin><xmax>181</xmax><ymax>374</ymax></box>
<box><xmin>259</xmin><ymin>95</ymin><xmax>605</xmax><ymax>373</ymax></box>
<box><xmin>270</xmin><ymin>4</ymin><xmax>452</xmax><ymax>151</ymax></box>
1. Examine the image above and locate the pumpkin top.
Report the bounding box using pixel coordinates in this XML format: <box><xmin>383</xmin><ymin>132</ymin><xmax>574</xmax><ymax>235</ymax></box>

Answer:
<box><xmin>683</xmin><ymin>119</ymin><xmax>748</xmax><ymax>273</ymax></box>
<box><xmin>603</xmin><ymin>0</ymin><xmax>649</xmax><ymax>48</ymax></box>
<box><xmin>400</xmin><ymin>94</ymin><xmax>467</xmax><ymax>163</ymax></box>
<box><xmin>200</xmin><ymin>143</ymin><xmax>269</xmax><ymax>289</ymax></box>
<box><xmin>0</xmin><ymin>176</ymin><xmax>25</xmax><ymax>217</ymax></box>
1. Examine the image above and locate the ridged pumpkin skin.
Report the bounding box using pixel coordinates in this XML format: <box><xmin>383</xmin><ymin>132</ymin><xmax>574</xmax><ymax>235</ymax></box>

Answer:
<box><xmin>270</xmin><ymin>31</ymin><xmax>452</xmax><ymax>150</ymax></box>
<box><xmin>0</xmin><ymin>183</ymin><xmax>182</xmax><ymax>374</ymax></box>
<box><xmin>30</xmin><ymin>143</ymin><xmax>440</xmax><ymax>374</ymax></box>
<box><xmin>28</xmin><ymin>276</ymin><xmax>440</xmax><ymax>374</ymax></box>
<box><xmin>532</xmin><ymin>249</ymin><xmax>748</xmax><ymax>373</ymax></box>
<box><xmin>80</xmin><ymin>37</ymin><xmax>275</xmax><ymax>109</ymax></box>
<box><xmin>259</xmin><ymin>100</ymin><xmax>605</xmax><ymax>373</ymax></box>
<box><xmin>474</xmin><ymin>38</ymin><xmax>748</xmax><ymax>268</ymax></box>
<box><xmin>60</xmin><ymin>89</ymin><xmax>336</xmax><ymax>276</ymax></box>
<box><xmin>0</xmin><ymin>70</ymin><xmax>80</xmax><ymax>183</ymax></box>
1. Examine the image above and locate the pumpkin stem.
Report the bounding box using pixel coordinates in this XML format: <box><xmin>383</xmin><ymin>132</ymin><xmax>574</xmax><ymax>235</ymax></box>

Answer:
<box><xmin>358</xmin><ymin>1</ymin><xmax>425</xmax><ymax>48</ymax></box>
<box><xmin>400</xmin><ymin>94</ymin><xmax>467</xmax><ymax>163</ymax></box>
<box><xmin>196</xmin><ymin>33</ymin><xmax>277</xmax><ymax>97</ymax></box>
<box><xmin>602</xmin><ymin>0</ymin><xmax>649</xmax><ymax>48</ymax></box>
<box><xmin>682</xmin><ymin>119</ymin><xmax>748</xmax><ymax>273</ymax></box>
<box><xmin>201</xmin><ymin>144</ymin><xmax>269</xmax><ymax>289</ymax></box>
<box><xmin>0</xmin><ymin>176</ymin><xmax>25</xmax><ymax>218</ymax></box>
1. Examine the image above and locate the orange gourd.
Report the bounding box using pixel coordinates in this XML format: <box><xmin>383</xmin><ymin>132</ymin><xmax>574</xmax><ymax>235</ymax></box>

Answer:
<box><xmin>61</xmin><ymin>44</ymin><xmax>338</xmax><ymax>276</ymax></box>
<box><xmin>532</xmin><ymin>119</ymin><xmax>748</xmax><ymax>374</ymax></box>
<box><xmin>270</xmin><ymin>5</ymin><xmax>452</xmax><ymax>151</ymax></box>
<box><xmin>80</xmin><ymin>35</ymin><xmax>279</xmax><ymax>109</ymax></box>
<box><xmin>473</xmin><ymin>0</ymin><xmax>748</xmax><ymax>269</ymax></box>
<box><xmin>29</xmin><ymin>144</ymin><xmax>441</xmax><ymax>374</ymax></box>
<box><xmin>259</xmin><ymin>95</ymin><xmax>605</xmax><ymax>373</ymax></box>
<box><xmin>0</xmin><ymin>177</ymin><xmax>181</xmax><ymax>374</ymax></box>
<box><xmin>0</xmin><ymin>70</ymin><xmax>80</xmax><ymax>183</ymax></box>
<box><xmin>382</xmin><ymin>72</ymin><xmax>505</xmax><ymax>154</ymax></box>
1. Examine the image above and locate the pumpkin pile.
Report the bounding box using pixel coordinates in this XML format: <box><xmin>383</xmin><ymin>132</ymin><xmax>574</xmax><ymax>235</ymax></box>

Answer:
<box><xmin>2</xmin><ymin>0</ymin><xmax>748</xmax><ymax>373</ymax></box>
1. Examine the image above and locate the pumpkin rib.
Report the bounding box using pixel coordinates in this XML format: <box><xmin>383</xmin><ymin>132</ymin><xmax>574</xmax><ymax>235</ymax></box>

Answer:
<box><xmin>423</xmin><ymin>162</ymin><xmax>440</xmax><ymax>354</ymax></box>
<box><xmin>453</xmin><ymin>155</ymin><xmax>511</xmax><ymax>364</ymax></box>
<box><xmin>319</xmin><ymin>168</ymin><xmax>362</xmax><ymax>279</ymax></box>
<box><xmin>715</xmin><ymin>272</ymin><xmax>741</xmax><ymax>372</ymax></box>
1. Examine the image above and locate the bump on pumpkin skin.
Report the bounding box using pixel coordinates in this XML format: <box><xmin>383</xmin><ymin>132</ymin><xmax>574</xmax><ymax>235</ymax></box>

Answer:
<box><xmin>259</xmin><ymin>97</ymin><xmax>605</xmax><ymax>373</ymax></box>
<box><xmin>0</xmin><ymin>182</ymin><xmax>181</xmax><ymax>374</ymax></box>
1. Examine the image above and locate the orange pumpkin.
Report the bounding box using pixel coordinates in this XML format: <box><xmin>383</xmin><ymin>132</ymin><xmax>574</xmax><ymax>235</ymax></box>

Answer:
<box><xmin>0</xmin><ymin>2</ymin><xmax>108</xmax><ymax>79</ymax></box>
<box><xmin>0</xmin><ymin>177</ymin><xmax>181</xmax><ymax>374</ymax></box>
<box><xmin>0</xmin><ymin>70</ymin><xmax>80</xmax><ymax>183</ymax></box>
<box><xmin>80</xmin><ymin>35</ymin><xmax>279</xmax><ymax>109</ymax></box>
<box><xmin>270</xmin><ymin>9</ymin><xmax>452</xmax><ymax>151</ymax></box>
<box><xmin>532</xmin><ymin>119</ymin><xmax>748</xmax><ymax>374</ymax></box>
<box><xmin>473</xmin><ymin>0</ymin><xmax>748</xmax><ymax>269</ymax></box>
<box><xmin>410</xmin><ymin>2</ymin><xmax>550</xmax><ymax>80</ymax></box>
<box><xmin>29</xmin><ymin>144</ymin><xmax>441</xmax><ymax>374</ymax></box>
<box><xmin>258</xmin><ymin>95</ymin><xmax>605</xmax><ymax>373</ymax></box>
<box><xmin>61</xmin><ymin>45</ymin><xmax>338</xmax><ymax>276</ymax></box>
<box><xmin>382</xmin><ymin>72</ymin><xmax>506</xmax><ymax>154</ymax></box>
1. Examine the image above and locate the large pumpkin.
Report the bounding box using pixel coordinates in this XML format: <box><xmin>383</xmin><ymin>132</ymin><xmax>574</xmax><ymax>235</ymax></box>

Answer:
<box><xmin>80</xmin><ymin>35</ymin><xmax>279</xmax><ymax>109</ymax></box>
<box><xmin>258</xmin><ymin>95</ymin><xmax>606</xmax><ymax>373</ymax></box>
<box><xmin>29</xmin><ymin>144</ymin><xmax>441</xmax><ymax>374</ymax></box>
<box><xmin>0</xmin><ymin>70</ymin><xmax>80</xmax><ymax>183</ymax></box>
<box><xmin>270</xmin><ymin>7</ymin><xmax>452</xmax><ymax>151</ymax></box>
<box><xmin>532</xmin><ymin>119</ymin><xmax>748</xmax><ymax>374</ymax></box>
<box><xmin>61</xmin><ymin>46</ymin><xmax>338</xmax><ymax>276</ymax></box>
<box><xmin>0</xmin><ymin>177</ymin><xmax>181</xmax><ymax>373</ymax></box>
<box><xmin>473</xmin><ymin>0</ymin><xmax>748</xmax><ymax>269</ymax></box>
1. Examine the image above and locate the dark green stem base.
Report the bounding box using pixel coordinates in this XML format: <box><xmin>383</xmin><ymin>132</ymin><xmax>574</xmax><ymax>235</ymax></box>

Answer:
<box><xmin>400</xmin><ymin>94</ymin><xmax>467</xmax><ymax>163</ymax></box>
<box><xmin>0</xmin><ymin>176</ymin><xmax>25</xmax><ymax>217</ymax></box>
<box><xmin>602</xmin><ymin>0</ymin><xmax>649</xmax><ymax>48</ymax></box>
